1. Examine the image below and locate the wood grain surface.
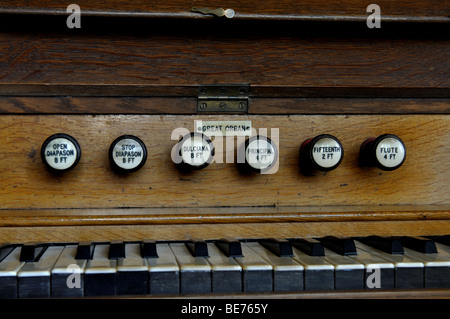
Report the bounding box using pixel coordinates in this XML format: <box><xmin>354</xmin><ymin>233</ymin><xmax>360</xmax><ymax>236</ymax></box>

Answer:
<box><xmin>0</xmin><ymin>220</ymin><xmax>448</xmax><ymax>243</ymax></box>
<box><xmin>0</xmin><ymin>21</ymin><xmax>448</xmax><ymax>97</ymax></box>
<box><xmin>0</xmin><ymin>0</ymin><xmax>449</xmax><ymax>22</ymax></box>
<box><xmin>0</xmin><ymin>97</ymin><xmax>449</xmax><ymax>114</ymax></box>
<box><xmin>0</xmin><ymin>114</ymin><xmax>448</xmax><ymax>210</ymax></box>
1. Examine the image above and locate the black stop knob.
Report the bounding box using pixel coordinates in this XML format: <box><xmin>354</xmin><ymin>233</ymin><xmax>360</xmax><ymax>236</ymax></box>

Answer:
<box><xmin>241</xmin><ymin>135</ymin><xmax>278</xmax><ymax>174</ymax></box>
<box><xmin>299</xmin><ymin>134</ymin><xmax>343</xmax><ymax>173</ymax></box>
<box><xmin>359</xmin><ymin>134</ymin><xmax>406</xmax><ymax>171</ymax></box>
<box><xmin>109</xmin><ymin>135</ymin><xmax>147</xmax><ymax>174</ymax></box>
<box><xmin>40</xmin><ymin>133</ymin><xmax>81</xmax><ymax>173</ymax></box>
<box><xmin>174</xmin><ymin>132</ymin><xmax>215</xmax><ymax>170</ymax></box>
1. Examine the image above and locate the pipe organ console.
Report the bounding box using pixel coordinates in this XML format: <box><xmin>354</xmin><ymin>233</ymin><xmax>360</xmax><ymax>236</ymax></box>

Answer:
<box><xmin>0</xmin><ymin>0</ymin><xmax>449</xmax><ymax>298</ymax></box>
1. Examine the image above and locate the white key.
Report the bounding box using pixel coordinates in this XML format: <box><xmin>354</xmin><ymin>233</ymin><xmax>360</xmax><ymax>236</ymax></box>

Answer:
<box><xmin>246</xmin><ymin>242</ymin><xmax>303</xmax><ymax>272</ymax></box>
<box><xmin>18</xmin><ymin>246</ymin><xmax>64</xmax><ymax>277</ymax></box>
<box><xmin>247</xmin><ymin>242</ymin><xmax>303</xmax><ymax>292</ymax></box>
<box><xmin>403</xmin><ymin>244</ymin><xmax>450</xmax><ymax>267</ymax></box>
<box><xmin>169</xmin><ymin>243</ymin><xmax>210</xmax><ymax>272</ymax></box>
<box><xmin>292</xmin><ymin>246</ymin><xmax>334</xmax><ymax>290</ymax></box>
<box><xmin>51</xmin><ymin>245</ymin><xmax>86</xmax><ymax>297</ymax></box>
<box><xmin>403</xmin><ymin>243</ymin><xmax>450</xmax><ymax>288</ymax></box>
<box><xmin>147</xmin><ymin>243</ymin><xmax>179</xmax><ymax>273</ymax></box>
<box><xmin>0</xmin><ymin>247</ymin><xmax>24</xmax><ymax>277</ymax></box>
<box><xmin>435</xmin><ymin>243</ymin><xmax>450</xmax><ymax>256</ymax></box>
<box><xmin>52</xmin><ymin>245</ymin><xmax>87</xmax><ymax>275</ymax></box>
<box><xmin>85</xmin><ymin>244</ymin><xmax>116</xmax><ymax>274</ymax></box>
<box><xmin>234</xmin><ymin>242</ymin><xmax>272</xmax><ymax>292</ymax></box>
<box><xmin>207</xmin><ymin>243</ymin><xmax>242</xmax><ymax>293</ymax></box>
<box><xmin>352</xmin><ymin>241</ymin><xmax>395</xmax><ymax>270</ymax></box>
<box><xmin>170</xmin><ymin>243</ymin><xmax>211</xmax><ymax>294</ymax></box>
<box><xmin>84</xmin><ymin>244</ymin><xmax>117</xmax><ymax>296</ymax></box>
<box><xmin>292</xmin><ymin>247</ymin><xmax>334</xmax><ymax>271</ymax></box>
<box><xmin>207</xmin><ymin>243</ymin><xmax>241</xmax><ymax>272</ymax></box>
<box><xmin>234</xmin><ymin>243</ymin><xmax>272</xmax><ymax>272</ymax></box>
<box><xmin>116</xmin><ymin>243</ymin><xmax>149</xmax><ymax>295</ymax></box>
<box><xmin>17</xmin><ymin>245</ymin><xmax>64</xmax><ymax>298</ymax></box>
<box><xmin>352</xmin><ymin>241</ymin><xmax>396</xmax><ymax>289</ymax></box>
<box><xmin>355</xmin><ymin>241</ymin><xmax>424</xmax><ymax>268</ymax></box>
<box><xmin>323</xmin><ymin>247</ymin><xmax>365</xmax><ymax>290</ymax></box>
<box><xmin>147</xmin><ymin>243</ymin><xmax>179</xmax><ymax>295</ymax></box>
<box><xmin>0</xmin><ymin>247</ymin><xmax>24</xmax><ymax>298</ymax></box>
<box><xmin>323</xmin><ymin>248</ymin><xmax>365</xmax><ymax>271</ymax></box>
<box><xmin>355</xmin><ymin>240</ymin><xmax>424</xmax><ymax>288</ymax></box>
<box><xmin>116</xmin><ymin>243</ymin><xmax>148</xmax><ymax>272</ymax></box>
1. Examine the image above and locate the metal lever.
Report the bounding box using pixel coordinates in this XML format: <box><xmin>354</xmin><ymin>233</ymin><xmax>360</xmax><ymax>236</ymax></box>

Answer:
<box><xmin>191</xmin><ymin>7</ymin><xmax>235</xmax><ymax>18</ymax></box>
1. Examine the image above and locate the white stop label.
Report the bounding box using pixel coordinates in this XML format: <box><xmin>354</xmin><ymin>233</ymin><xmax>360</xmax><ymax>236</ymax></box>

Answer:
<box><xmin>180</xmin><ymin>135</ymin><xmax>213</xmax><ymax>167</ymax></box>
<box><xmin>43</xmin><ymin>137</ymin><xmax>79</xmax><ymax>170</ymax></box>
<box><xmin>111</xmin><ymin>138</ymin><xmax>145</xmax><ymax>170</ymax></box>
<box><xmin>311</xmin><ymin>137</ymin><xmax>343</xmax><ymax>169</ymax></box>
<box><xmin>375</xmin><ymin>137</ymin><xmax>406</xmax><ymax>168</ymax></box>
<box><xmin>245</xmin><ymin>138</ymin><xmax>277</xmax><ymax>170</ymax></box>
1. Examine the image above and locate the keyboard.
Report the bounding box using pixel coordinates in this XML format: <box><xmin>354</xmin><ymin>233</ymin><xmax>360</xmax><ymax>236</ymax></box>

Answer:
<box><xmin>1</xmin><ymin>235</ymin><xmax>449</xmax><ymax>298</ymax></box>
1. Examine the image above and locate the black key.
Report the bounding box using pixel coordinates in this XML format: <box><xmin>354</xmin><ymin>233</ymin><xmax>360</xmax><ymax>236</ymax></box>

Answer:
<box><xmin>75</xmin><ymin>242</ymin><xmax>94</xmax><ymax>260</ymax></box>
<box><xmin>319</xmin><ymin>236</ymin><xmax>357</xmax><ymax>256</ymax></box>
<box><xmin>141</xmin><ymin>240</ymin><xmax>158</xmax><ymax>258</ymax></box>
<box><xmin>186</xmin><ymin>240</ymin><xmax>209</xmax><ymax>258</ymax></box>
<box><xmin>108</xmin><ymin>241</ymin><xmax>125</xmax><ymax>259</ymax></box>
<box><xmin>429</xmin><ymin>235</ymin><xmax>450</xmax><ymax>247</ymax></box>
<box><xmin>215</xmin><ymin>239</ymin><xmax>243</xmax><ymax>257</ymax></box>
<box><xmin>20</xmin><ymin>243</ymin><xmax>47</xmax><ymax>262</ymax></box>
<box><xmin>399</xmin><ymin>237</ymin><xmax>437</xmax><ymax>254</ymax></box>
<box><xmin>356</xmin><ymin>236</ymin><xmax>404</xmax><ymax>255</ymax></box>
<box><xmin>289</xmin><ymin>238</ymin><xmax>325</xmax><ymax>256</ymax></box>
<box><xmin>259</xmin><ymin>239</ymin><xmax>293</xmax><ymax>257</ymax></box>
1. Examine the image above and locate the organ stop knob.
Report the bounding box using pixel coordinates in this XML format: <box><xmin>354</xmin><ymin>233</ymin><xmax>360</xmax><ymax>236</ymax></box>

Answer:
<box><xmin>299</xmin><ymin>134</ymin><xmax>343</xmax><ymax>173</ymax></box>
<box><xmin>109</xmin><ymin>135</ymin><xmax>147</xmax><ymax>173</ymax></box>
<box><xmin>359</xmin><ymin>134</ymin><xmax>406</xmax><ymax>171</ymax></box>
<box><xmin>242</xmin><ymin>135</ymin><xmax>278</xmax><ymax>174</ymax></box>
<box><xmin>175</xmin><ymin>132</ymin><xmax>215</xmax><ymax>170</ymax></box>
<box><xmin>40</xmin><ymin>133</ymin><xmax>81</xmax><ymax>173</ymax></box>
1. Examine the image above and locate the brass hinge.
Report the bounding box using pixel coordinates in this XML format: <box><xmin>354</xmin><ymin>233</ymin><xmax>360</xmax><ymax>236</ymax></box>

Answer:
<box><xmin>197</xmin><ymin>85</ymin><xmax>249</xmax><ymax>113</ymax></box>
<box><xmin>191</xmin><ymin>7</ymin><xmax>236</xmax><ymax>18</ymax></box>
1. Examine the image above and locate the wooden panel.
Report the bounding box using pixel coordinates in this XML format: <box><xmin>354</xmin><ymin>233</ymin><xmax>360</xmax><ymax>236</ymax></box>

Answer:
<box><xmin>0</xmin><ymin>97</ymin><xmax>449</xmax><ymax>114</ymax></box>
<box><xmin>0</xmin><ymin>0</ymin><xmax>448</xmax><ymax>22</ymax></box>
<box><xmin>0</xmin><ymin>206</ymin><xmax>449</xmax><ymax>227</ymax></box>
<box><xmin>0</xmin><ymin>220</ymin><xmax>448</xmax><ymax>243</ymax></box>
<box><xmin>0</xmin><ymin>22</ymin><xmax>448</xmax><ymax>96</ymax></box>
<box><xmin>0</xmin><ymin>114</ymin><xmax>448</xmax><ymax>210</ymax></box>
<box><xmin>0</xmin><ymin>97</ymin><xmax>197</xmax><ymax>114</ymax></box>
